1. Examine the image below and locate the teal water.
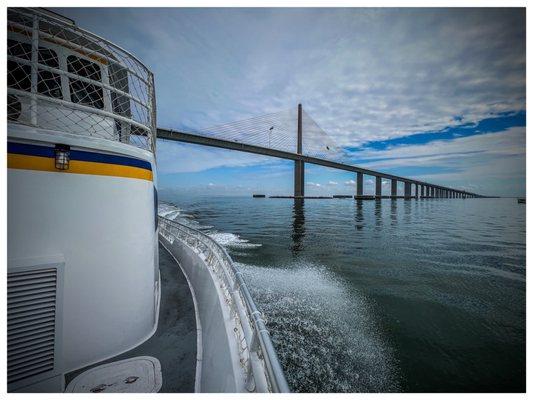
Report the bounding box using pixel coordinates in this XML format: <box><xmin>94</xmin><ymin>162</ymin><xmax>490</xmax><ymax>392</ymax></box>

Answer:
<box><xmin>158</xmin><ymin>193</ymin><xmax>526</xmax><ymax>393</ymax></box>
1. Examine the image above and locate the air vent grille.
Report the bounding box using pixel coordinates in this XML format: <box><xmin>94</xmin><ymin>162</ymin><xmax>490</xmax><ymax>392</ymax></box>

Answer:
<box><xmin>8</xmin><ymin>267</ymin><xmax>58</xmax><ymax>385</ymax></box>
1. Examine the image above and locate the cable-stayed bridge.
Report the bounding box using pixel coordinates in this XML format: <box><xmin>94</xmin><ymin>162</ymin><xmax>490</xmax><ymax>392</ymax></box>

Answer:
<box><xmin>157</xmin><ymin>104</ymin><xmax>481</xmax><ymax>199</ymax></box>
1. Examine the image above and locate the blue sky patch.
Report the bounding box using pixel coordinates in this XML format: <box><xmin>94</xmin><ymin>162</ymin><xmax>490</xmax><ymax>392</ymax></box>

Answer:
<box><xmin>348</xmin><ymin>111</ymin><xmax>525</xmax><ymax>152</ymax></box>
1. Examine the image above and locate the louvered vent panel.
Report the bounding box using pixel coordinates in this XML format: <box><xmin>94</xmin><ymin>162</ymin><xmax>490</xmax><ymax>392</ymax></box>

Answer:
<box><xmin>8</xmin><ymin>267</ymin><xmax>58</xmax><ymax>384</ymax></box>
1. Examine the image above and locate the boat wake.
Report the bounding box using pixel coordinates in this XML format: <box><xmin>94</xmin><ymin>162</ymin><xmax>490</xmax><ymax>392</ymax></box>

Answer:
<box><xmin>158</xmin><ymin>201</ymin><xmax>399</xmax><ymax>392</ymax></box>
<box><xmin>158</xmin><ymin>202</ymin><xmax>258</xmax><ymax>248</ymax></box>
<box><xmin>237</xmin><ymin>260</ymin><xmax>400</xmax><ymax>392</ymax></box>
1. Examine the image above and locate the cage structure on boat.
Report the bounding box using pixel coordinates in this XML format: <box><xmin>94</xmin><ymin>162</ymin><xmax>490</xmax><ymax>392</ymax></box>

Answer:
<box><xmin>7</xmin><ymin>8</ymin><xmax>156</xmax><ymax>153</ymax></box>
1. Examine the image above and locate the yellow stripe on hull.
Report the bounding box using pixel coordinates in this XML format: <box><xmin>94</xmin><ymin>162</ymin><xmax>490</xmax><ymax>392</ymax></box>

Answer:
<box><xmin>8</xmin><ymin>154</ymin><xmax>153</xmax><ymax>181</ymax></box>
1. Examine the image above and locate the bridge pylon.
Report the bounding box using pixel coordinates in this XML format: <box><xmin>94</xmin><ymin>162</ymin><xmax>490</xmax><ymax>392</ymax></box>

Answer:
<box><xmin>294</xmin><ymin>104</ymin><xmax>305</xmax><ymax>197</ymax></box>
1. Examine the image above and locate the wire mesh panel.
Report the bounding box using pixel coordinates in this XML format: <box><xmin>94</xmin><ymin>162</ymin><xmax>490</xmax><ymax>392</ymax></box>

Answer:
<box><xmin>7</xmin><ymin>8</ymin><xmax>156</xmax><ymax>153</ymax></box>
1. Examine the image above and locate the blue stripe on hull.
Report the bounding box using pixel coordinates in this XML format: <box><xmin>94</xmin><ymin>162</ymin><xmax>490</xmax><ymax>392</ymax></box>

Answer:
<box><xmin>8</xmin><ymin>142</ymin><xmax>153</xmax><ymax>171</ymax></box>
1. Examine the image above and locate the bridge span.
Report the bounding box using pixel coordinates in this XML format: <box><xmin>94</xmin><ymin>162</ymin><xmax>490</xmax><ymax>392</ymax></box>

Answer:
<box><xmin>157</xmin><ymin>105</ymin><xmax>481</xmax><ymax>199</ymax></box>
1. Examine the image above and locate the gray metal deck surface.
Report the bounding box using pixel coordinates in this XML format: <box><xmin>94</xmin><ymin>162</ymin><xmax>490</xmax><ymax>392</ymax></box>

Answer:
<box><xmin>66</xmin><ymin>243</ymin><xmax>197</xmax><ymax>392</ymax></box>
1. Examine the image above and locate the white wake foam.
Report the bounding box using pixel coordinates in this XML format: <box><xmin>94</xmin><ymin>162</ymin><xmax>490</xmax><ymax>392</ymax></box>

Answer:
<box><xmin>208</xmin><ymin>232</ymin><xmax>262</xmax><ymax>249</ymax></box>
<box><xmin>237</xmin><ymin>260</ymin><xmax>400</xmax><ymax>392</ymax></box>
<box><xmin>158</xmin><ymin>202</ymin><xmax>259</xmax><ymax>248</ymax></box>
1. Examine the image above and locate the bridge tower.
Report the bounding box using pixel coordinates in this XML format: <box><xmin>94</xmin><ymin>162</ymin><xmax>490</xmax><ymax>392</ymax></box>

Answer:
<box><xmin>294</xmin><ymin>104</ymin><xmax>305</xmax><ymax>197</ymax></box>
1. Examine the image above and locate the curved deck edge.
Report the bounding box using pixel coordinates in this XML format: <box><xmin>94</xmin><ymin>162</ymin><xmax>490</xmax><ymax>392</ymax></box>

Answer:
<box><xmin>158</xmin><ymin>216</ymin><xmax>290</xmax><ymax>393</ymax></box>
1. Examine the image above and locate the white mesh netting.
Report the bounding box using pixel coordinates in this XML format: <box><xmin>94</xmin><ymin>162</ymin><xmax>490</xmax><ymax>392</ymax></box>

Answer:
<box><xmin>7</xmin><ymin>8</ymin><xmax>156</xmax><ymax>152</ymax></box>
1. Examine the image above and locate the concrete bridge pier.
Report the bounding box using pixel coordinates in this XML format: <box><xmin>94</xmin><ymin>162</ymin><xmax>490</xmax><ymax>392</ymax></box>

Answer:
<box><xmin>294</xmin><ymin>161</ymin><xmax>304</xmax><ymax>197</ymax></box>
<box><xmin>391</xmin><ymin>179</ymin><xmax>398</xmax><ymax>198</ymax></box>
<box><xmin>404</xmin><ymin>182</ymin><xmax>412</xmax><ymax>199</ymax></box>
<box><xmin>357</xmin><ymin>172</ymin><xmax>364</xmax><ymax>197</ymax></box>
<box><xmin>375</xmin><ymin>176</ymin><xmax>382</xmax><ymax>198</ymax></box>
<box><xmin>415</xmin><ymin>184</ymin><xmax>419</xmax><ymax>199</ymax></box>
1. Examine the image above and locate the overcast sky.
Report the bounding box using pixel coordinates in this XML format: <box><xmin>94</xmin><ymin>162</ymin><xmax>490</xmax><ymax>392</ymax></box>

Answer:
<box><xmin>55</xmin><ymin>7</ymin><xmax>526</xmax><ymax>196</ymax></box>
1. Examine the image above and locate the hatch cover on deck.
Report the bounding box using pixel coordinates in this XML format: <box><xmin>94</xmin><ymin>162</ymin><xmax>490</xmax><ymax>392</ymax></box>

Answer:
<box><xmin>65</xmin><ymin>356</ymin><xmax>162</xmax><ymax>393</ymax></box>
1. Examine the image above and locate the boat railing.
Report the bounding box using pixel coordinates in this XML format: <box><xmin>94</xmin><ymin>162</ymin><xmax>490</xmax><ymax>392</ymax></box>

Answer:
<box><xmin>8</xmin><ymin>8</ymin><xmax>156</xmax><ymax>153</ymax></box>
<box><xmin>158</xmin><ymin>216</ymin><xmax>290</xmax><ymax>393</ymax></box>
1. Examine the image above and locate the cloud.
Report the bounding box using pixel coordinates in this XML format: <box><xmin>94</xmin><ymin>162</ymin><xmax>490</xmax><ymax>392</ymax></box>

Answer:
<box><xmin>328</xmin><ymin>181</ymin><xmax>338</xmax><ymax>185</ymax></box>
<box><xmin>56</xmin><ymin>8</ymin><xmax>525</xmax><ymax>196</ymax></box>
<box><xmin>351</xmin><ymin>127</ymin><xmax>525</xmax><ymax>195</ymax></box>
<box><xmin>344</xmin><ymin>179</ymin><xmax>356</xmax><ymax>186</ymax></box>
<box><xmin>58</xmin><ymin>8</ymin><xmax>524</xmax><ymax>149</ymax></box>
<box><xmin>353</xmin><ymin>127</ymin><xmax>525</xmax><ymax>168</ymax></box>
<box><xmin>306</xmin><ymin>182</ymin><xmax>322</xmax><ymax>187</ymax></box>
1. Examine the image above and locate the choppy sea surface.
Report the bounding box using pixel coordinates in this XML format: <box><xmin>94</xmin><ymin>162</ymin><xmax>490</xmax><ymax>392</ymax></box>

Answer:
<box><xmin>158</xmin><ymin>194</ymin><xmax>525</xmax><ymax>393</ymax></box>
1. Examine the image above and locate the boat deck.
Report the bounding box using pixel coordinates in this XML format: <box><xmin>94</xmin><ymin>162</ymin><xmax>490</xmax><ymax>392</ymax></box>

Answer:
<box><xmin>65</xmin><ymin>243</ymin><xmax>197</xmax><ymax>392</ymax></box>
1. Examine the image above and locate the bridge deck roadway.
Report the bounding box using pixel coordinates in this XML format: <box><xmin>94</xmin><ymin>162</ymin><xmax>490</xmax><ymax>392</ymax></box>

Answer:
<box><xmin>156</xmin><ymin>128</ymin><xmax>478</xmax><ymax>197</ymax></box>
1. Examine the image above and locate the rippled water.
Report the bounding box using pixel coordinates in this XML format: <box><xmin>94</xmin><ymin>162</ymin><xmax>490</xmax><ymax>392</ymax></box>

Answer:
<box><xmin>158</xmin><ymin>193</ymin><xmax>525</xmax><ymax>392</ymax></box>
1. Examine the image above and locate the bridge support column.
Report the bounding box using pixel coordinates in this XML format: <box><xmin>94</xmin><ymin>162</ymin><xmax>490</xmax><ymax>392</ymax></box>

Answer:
<box><xmin>294</xmin><ymin>103</ymin><xmax>304</xmax><ymax>197</ymax></box>
<box><xmin>375</xmin><ymin>176</ymin><xmax>382</xmax><ymax>198</ymax></box>
<box><xmin>357</xmin><ymin>172</ymin><xmax>364</xmax><ymax>197</ymax></box>
<box><xmin>294</xmin><ymin>161</ymin><xmax>304</xmax><ymax>197</ymax></box>
<box><xmin>391</xmin><ymin>179</ymin><xmax>398</xmax><ymax>198</ymax></box>
<box><xmin>404</xmin><ymin>182</ymin><xmax>411</xmax><ymax>199</ymax></box>
<box><xmin>415</xmin><ymin>184</ymin><xmax>419</xmax><ymax>199</ymax></box>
